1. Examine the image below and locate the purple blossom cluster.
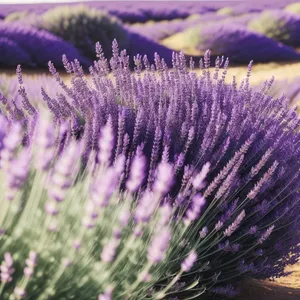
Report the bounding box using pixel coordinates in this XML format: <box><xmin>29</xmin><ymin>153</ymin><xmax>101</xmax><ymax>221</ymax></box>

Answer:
<box><xmin>0</xmin><ymin>41</ymin><xmax>299</xmax><ymax>298</ymax></box>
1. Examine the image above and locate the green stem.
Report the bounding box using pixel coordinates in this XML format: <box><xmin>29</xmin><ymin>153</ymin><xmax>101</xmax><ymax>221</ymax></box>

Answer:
<box><xmin>154</xmin><ymin>270</ymin><xmax>183</xmax><ymax>299</ymax></box>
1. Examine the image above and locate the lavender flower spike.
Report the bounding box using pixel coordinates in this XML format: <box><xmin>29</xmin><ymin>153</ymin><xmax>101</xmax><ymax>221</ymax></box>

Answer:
<box><xmin>148</xmin><ymin>227</ymin><xmax>171</xmax><ymax>264</ymax></box>
<box><xmin>126</xmin><ymin>154</ymin><xmax>146</xmax><ymax>192</ymax></box>
<box><xmin>153</xmin><ymin>162</ymin><xmax>174</xmax><ymax>195</ymax></box>
<box><xmin>98</xmin><ymin>117</ymin><xmax>114</xmax><ymax>165</ymax></box>
<box><xmin>224</xmin><ymin>210</ymin><xmax>246</xmax><ymax>237</ymax></box>
<box><xmin>100</xmin><ymin>239</ymin><xmax>120</xmax><ymax>263</ymax></box>
<box><xmin>181</xmin><ymin>250</ymin><xmax>197</xmax><ymax>272</ymax></box>
<box><xmin>185</xmin><ymin>194</ymin><xmax>206</xmax><ymax>222</ymax></box>
<box><xmin>98</xmin><ymin>287</ymin><xmax>114</xmax><ymax>300</ymax></box>
<box><xmin>0</xmin><ymin>253</ymin><xmax>14</xmax><ymax>283</ymax></box>
<box><xmin>135</xmin><ymin>191</ymin><xmax>158</xmax><ymax>223</ymax></box>
<box><xmin>258</xmin><ymin>225</ymin><xmax>275</xmax><ymax>244</ymax></box>
<box><xmin>192</xmin><ymin>162</ymin><xmax>210</xmax><ymax>190</ymax></box>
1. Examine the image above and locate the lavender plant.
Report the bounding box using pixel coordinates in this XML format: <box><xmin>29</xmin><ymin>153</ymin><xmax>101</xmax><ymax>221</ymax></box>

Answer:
<box><xmin>0</xmin><ymin>41</ymin><xmax>299</xmax><ymax>298</ymax></box>
<box><xmin>0</xmin><ymin>37</ymin><xmax>31</xmax><ymax>67</ymax></box>
<box><xmin>162</xmin><ymin>22</ymin><xmax>300</xmax><ymax>63</ymax></box>
<box><xmin>248</xmin><ymin>10</ymin><xmax>300</xmax><ymax>47</ymax></box>
<box><xmin>35</xmin><ymin>5</ymin><xmax>129</xmax><ymax>59</ymax></box>
<box><xmin>0</xmin><ymin>21</ymin><xmax>91</xmax><ymax>68</ymax></box>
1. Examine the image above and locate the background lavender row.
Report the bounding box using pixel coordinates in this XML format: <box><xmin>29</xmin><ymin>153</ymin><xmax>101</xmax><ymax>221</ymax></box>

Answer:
<box><xmin>0</xmin><ymin>0</ymin><xmax>298</xmax><ymax>23</ymax></box>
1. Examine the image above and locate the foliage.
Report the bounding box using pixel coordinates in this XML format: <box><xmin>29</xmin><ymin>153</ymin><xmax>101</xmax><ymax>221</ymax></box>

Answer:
<box><xmin>0</xmin><ymin>41</ymin><xmax>299</xmax><ymax>298</ymax></box>
<box><xmin>248</xmin><ymin>10</ymin><xmax>300</xmax><ymax>47</ymax></box>
<box><xmin>36</xmin><ymin>4</ymin><xmax>129</xmax><ymax>59</ymax></box>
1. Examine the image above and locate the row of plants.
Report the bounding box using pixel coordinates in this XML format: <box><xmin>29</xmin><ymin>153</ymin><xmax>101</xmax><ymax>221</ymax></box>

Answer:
<box><xmin>3</xmin><ymin>3</ymin><xmax>300</xmax><ymax>68</ymax></box>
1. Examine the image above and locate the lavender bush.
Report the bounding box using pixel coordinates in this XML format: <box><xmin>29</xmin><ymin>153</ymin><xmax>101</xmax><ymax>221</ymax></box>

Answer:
<box><xmin>248</xmin><ymin>10</ymin><xmax>300</xmax><ymax>47</ymax></box>
<box><xmin>0</xmin><ymin>41</ymin><xmax>299</xmax><ymax>298</ymax></box>
<box><xmin>163</xmin><ymin>22</ymin><xmax>300</xmax><ymax>63</ymax></box>
<box><xmin>0</xmin><ymin>37</ymin><xmax>31</xmax><ymax>67</ymax></box>
<box><xmin>35</xmin><ymin>5</ymin><xmax>129</xmax><ymax>59</ymax></box>
<box><xmin>128</xmin><ymin>13</ymin><xmax>224</xmax><ymax>42</ymax></box>
<box><xmin>0</xmin><ymin>21</ymin><xmax>91</xmax><ymax>68</ymax></box>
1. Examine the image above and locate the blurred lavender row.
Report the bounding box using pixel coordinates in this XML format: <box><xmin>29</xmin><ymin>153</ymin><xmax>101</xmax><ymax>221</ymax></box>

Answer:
<box><xmin>1</xmin><ymin>2</ymin><xmax>300</xmax><ymax>68</ymax></box>
<box><xmin>0</xmin><ymin>0</ymin><xmax>298</xmax><ymax>23</ymax></box>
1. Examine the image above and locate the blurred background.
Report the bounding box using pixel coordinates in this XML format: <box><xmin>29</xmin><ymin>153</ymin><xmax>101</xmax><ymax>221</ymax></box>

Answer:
<box><xmin>1</xmin><ymin>0</ymin><xmax>300</xmax><ymax>107</ymax></box>
<box><xmin>1</xmin><ymin>0</ymin><xmax>300</xmax><ymax>109</ymax></box>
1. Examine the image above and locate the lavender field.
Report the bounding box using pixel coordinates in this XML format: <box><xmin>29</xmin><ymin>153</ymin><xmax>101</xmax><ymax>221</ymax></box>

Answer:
<box><xmin>0</xmin><ymin>1</ymin><xmax>300</xmax><ymax>300</ymax></box>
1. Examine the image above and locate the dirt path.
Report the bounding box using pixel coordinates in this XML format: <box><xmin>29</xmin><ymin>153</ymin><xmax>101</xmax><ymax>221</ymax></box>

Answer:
<box><xmin>236</xmin><ymin>279</ymin><xmax>300</xmax><ymax>300</ymax></box>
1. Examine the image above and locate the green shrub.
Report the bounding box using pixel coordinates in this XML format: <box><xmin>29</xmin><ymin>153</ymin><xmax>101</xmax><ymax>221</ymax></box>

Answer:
<box><xmin>37</xmin><ymin>4</ymin><xmax>129</xmax><ymax>58</ymax></box>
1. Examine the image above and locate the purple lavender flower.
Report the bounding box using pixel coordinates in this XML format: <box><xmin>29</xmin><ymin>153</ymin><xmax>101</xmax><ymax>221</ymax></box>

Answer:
<box><xmin>98</xmin><ymin>287</ymin><xmax>114</xmax><ymax>300</ymax></box>
<box><xmin>258</xmin><ymin>225</ymin><xmax>275</xmax><ymax>244</ymax></box>
<box><xmin>98</xmin><ymin>118</ymin><xmax>114</xmax><ymax>165</ymax></box>
<box><xmin>0</xmin><ymin>253</ymin><xmax>14</xmax><ymax>283</ymax></box>
<box><xmin>90</xmin><ymin>165</ymin><xmax>120</xmax><ymax>208</ymax></box>
<box><xmin>134</xmin><ymin>191</ymin><xmax>158</xmax><ymax>223</ymax></box>
<box><xmin>14</xmin><ymin>287</ymin><xmax>26</xmax><ymax>299</ymax></box>
<box><xmin>34</xmin><ymin>114</ymin><xmax>56</xmax><ymax>171</ymax></box>
<box><xmin>199</xmin><ymin>227</ymin><xmax>208</xmax><ymax>239</ymax></box>
<box><xmin>181</xmin><ymin>251</ymin><xmax>197</xmax><ymax>272</ymax></box>
<box><xmin>48</xmin><ymin>141</ymin><xmax>80</xmax><ymax>202</ymax></box>
<box><xmin>185</xmin><ymin>194</ymin><xmax>206</xmax><ymax>222</ymax></box>
<box><xmin>224</xmin><ymin>210</ymin><xmax>246</xmax><ymax>237</ymax></box>
<box><xmin>153</xmin><ymin>162</ymin><xmax>174</xmax><ymax>195</ymax></box>
<box><xmin>148</xmin><ymin>227</ymin><xmax>171</xmax><ymax>263</ymax></box>
<box><xmin>126</xmin><ymin>154</ymin><xmax>146</xmax><ymax>192</ymax></box>
<box><xmin>100</xmin><ymin>239</ymin><xmax>120</xmax><ymax>263</ymax></box>
<box><xmin>192</xmin><ymin>162</ymin><xmax>210</xmax><ymax>190</ymax></box>
<box><xmin>24</xmin><ymin>251</ymin><xmax>37</xmax><ymax>278</ymax></box>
